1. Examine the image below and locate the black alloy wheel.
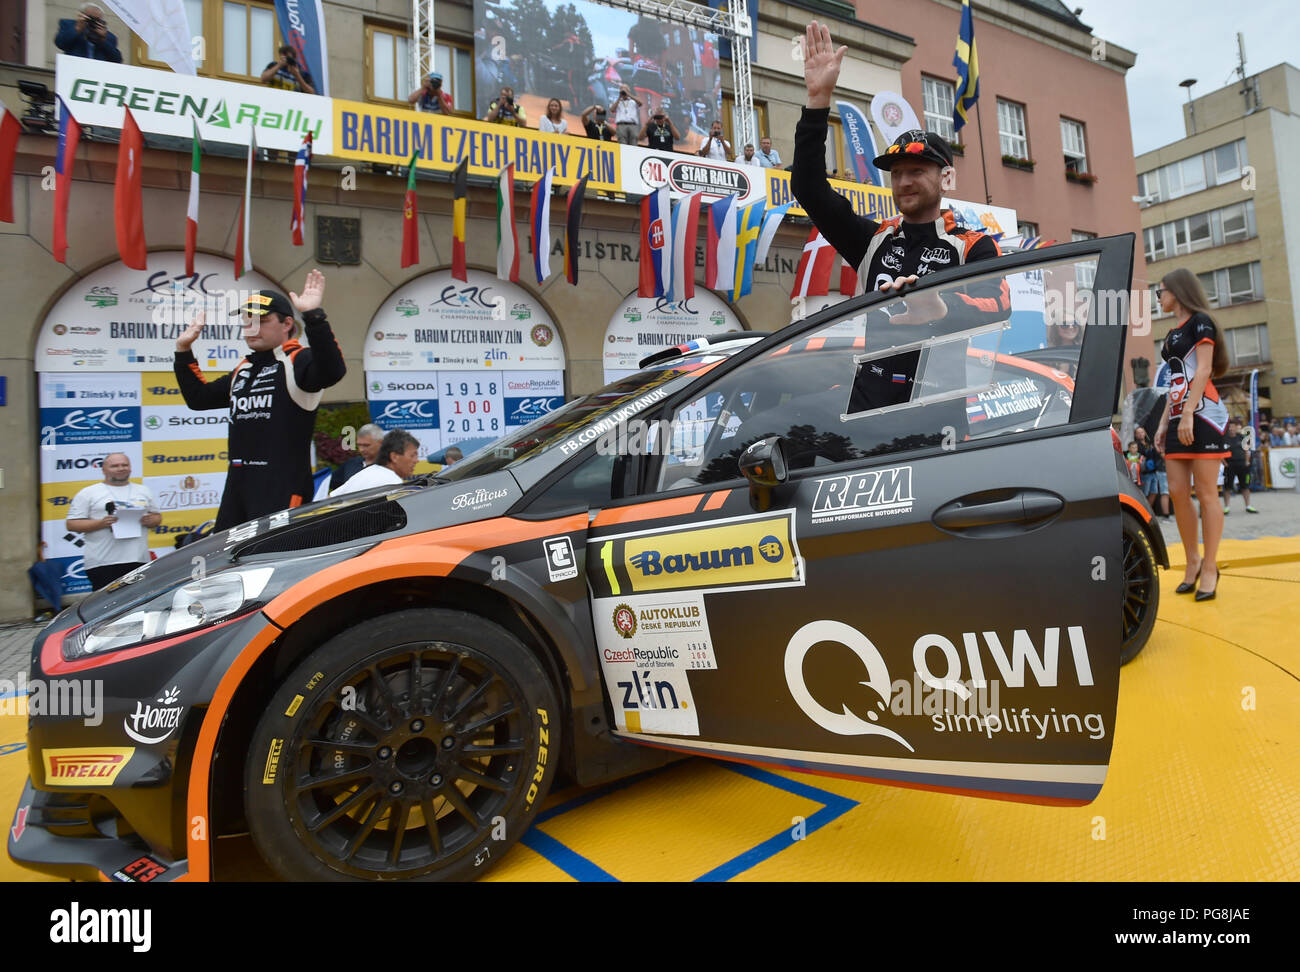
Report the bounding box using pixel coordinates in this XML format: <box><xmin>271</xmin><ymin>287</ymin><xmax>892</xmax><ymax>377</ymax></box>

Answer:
<box><xmin>1120</xmin><ymin>514</ymin><xmax>1159</xmax><ymax>665</ymax></box>
<box><xmin>245</xmin><ymin>609</ymin><xmax>559</xmax><ymax>881</ymax></box>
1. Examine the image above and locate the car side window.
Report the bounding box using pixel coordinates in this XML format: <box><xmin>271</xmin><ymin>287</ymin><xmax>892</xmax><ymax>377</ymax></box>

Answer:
<box><xmin>652</xmin><ymin>255</ymin><xmax>1099</xmax><ymax>491</ymax></box>
<box><xmin>527</xmin><ymin>450</ymin><xmax>625</xmax><ymax>514</ymax></box>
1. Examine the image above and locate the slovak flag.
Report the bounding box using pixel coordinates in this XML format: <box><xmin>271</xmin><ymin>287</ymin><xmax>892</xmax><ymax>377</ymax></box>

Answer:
<box><xmin>530</xmin><ymin>166</ymin><xmax>554</xmax><ymax>284</ymax></box>
<box><xmin>791</xmin><ymin>227</ymin><xmax>835</xmax><ymax>298</ymax></box>
<box><xmin>704</xmin><ymin>195</ymin><xmax>736</xmax><ymax>298</ymax></box>
<box><xmin>291</xmin><ymin>132</ymin><xmax>311</xmax><ymax>246</ymax></box>
<box><xmin>638</xmin><ymin>185</ymin><xmax>673</xmax><ymax>298</ymax></box>
<box><xmin>53</xmin><ymin>96</ymin><xmax>82</xmax><ymax>264</ymax></box>
<box><xmin>667</xmin><ymin>190</ymin><xmax>702</xmax><ymax>301</ymax></box>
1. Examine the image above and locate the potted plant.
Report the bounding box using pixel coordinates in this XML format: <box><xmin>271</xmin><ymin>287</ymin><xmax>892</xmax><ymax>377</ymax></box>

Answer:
<box><xmin>1002</xmin><ymin>153</ymin><xmax>1035</xmax><ymax>171</ymax></box>
<box><xmin>1066</xmin><ymin>169</ymin><xmax>1099</xmax><ymax>184</ymax></box>
<box><xmin>950</xmin><ymin>142</ymin><xmax>965</xmax><ymax>156</ymax></box>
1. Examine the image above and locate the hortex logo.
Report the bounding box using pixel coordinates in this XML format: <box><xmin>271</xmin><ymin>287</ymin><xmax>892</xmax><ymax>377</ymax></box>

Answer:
<box><xmin>123</xmin><ymin>687</ymin><xmax>183</xmax><ymax>744</ymax></box>
<box><xmin>42</xmin><ymin>748</ymin><xmax>134</xmax><ymax>786</ymax></box>
<box><xmin>810</xmin><ymin>466</ymin><xmax>914</xmax><ymax>522</ymax></box>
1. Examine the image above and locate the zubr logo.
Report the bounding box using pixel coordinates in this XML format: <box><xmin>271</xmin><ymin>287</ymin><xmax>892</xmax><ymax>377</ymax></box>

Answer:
<box><xmin>612</xmin><ymin>604</ymin><xmax>636</xmax><ymax>639</ymax></box>
<box><xmin>783</xmin><ymin>620</ymin><xmax>913</xmax><ymax>751</ymax></box>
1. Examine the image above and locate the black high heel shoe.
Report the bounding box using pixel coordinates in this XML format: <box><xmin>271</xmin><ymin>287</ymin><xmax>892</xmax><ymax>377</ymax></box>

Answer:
<box><xmin>1196</xmin><ymin>570</ymin><xmax>1220</xmax><ymax>602</ymax></box>
<box><xmin>1175</xmin><ymin>565</ymin><xmax>1201</xmax><ymax>595</ymax></box>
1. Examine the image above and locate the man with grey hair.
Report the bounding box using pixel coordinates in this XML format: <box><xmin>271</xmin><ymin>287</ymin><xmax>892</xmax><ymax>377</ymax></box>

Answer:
<box><xmin>327</xmin><ymin>423</ymin><xmax>385</xmax><ymax>494</ymax></box>
<box><xmin>55</xmin><ymin>3</ymin><xmax>123</xmax><ymax>62</ymax></box>
<box><xmin>332</xmin><ymin>430</ymin><xmax>421</xmax><ymax>496</ymax></box>
<box><xmin>66</xmin><ymin>453</ymin><xmax>161</xmax><ymax>590</ymax></box>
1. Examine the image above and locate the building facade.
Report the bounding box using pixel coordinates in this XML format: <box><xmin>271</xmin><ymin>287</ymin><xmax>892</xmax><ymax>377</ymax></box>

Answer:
<box><xmin>1136</xmin><ymin>62</ymin><xmax>1300</xmax><ymax>423</ymax></box>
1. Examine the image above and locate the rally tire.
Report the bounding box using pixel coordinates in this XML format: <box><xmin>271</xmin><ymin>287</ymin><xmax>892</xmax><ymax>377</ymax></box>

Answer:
<box><xmin>244</xmin><ymin>608</ymin><xmax>560</xmax><ymax>882</ymax></box>
<box><xmin>1120</xmin><ymin>514</ymin><xmax>1159</xmax><ymax>666</ymax></box>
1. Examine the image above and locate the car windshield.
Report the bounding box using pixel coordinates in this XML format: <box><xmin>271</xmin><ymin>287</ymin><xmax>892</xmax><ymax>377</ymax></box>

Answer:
<box><xmin>435</xmin><ymin>352</ymin><xmax>737</xmax><ymax>481</ymax></box>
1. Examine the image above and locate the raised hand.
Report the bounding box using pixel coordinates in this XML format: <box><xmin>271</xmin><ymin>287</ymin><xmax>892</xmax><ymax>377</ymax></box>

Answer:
<box><xmin>290</xmin><ymin>268</ymin><xmax>325</xmax><ymax>314</ymax></box>
<box><xmin>176</xmin><ymin>311</ymin><xmax>205</xmax><ymax>352</ymax></box>
<box><xmin>803</xmin><ymin>20</ymin><xmax>847</xmax><ymax>109</ymax></box>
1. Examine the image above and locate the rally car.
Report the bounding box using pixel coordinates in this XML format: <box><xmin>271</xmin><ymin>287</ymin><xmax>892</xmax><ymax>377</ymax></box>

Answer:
<box><xmin>10</xmin><ymin>235</ymin><xmax>1164</xmax><ymax>882</ymax></box>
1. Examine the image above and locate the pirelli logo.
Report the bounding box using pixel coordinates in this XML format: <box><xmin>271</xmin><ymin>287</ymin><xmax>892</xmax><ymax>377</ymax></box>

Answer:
<box><xmin>591</xmin><ymin>511</ymin><xmax>804</xmax><ymax>597</ymax></box>
<box><xmin>262</xmin><ymin>738</ymin><xmax>284</xmax><ymax>785</ymax></box>
<box><xmin>42</xmin><ymin>748</ymin><xmax>134</xmax><ymax>786</ymax></box>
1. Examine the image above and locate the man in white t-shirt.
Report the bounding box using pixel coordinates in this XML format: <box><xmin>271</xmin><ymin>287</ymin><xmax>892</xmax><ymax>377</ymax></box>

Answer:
<box><xmin>332</xmin><ymin>429</ymin><xmax>421</xmax><ymax>496</ymax></box>
<box><xmin>698</xmin><ymin>120</ymin><xmax>730</xmax><ymax>161</ymax></box>
<box><xmin>66</xmin><ymin>453</ymin><xmax>162</xmax><ymax>590</ymax></box>
<box><xmin>610</xmin><ymin>85</ymin><xmax>643</xmax><ymax>144</ymax></box>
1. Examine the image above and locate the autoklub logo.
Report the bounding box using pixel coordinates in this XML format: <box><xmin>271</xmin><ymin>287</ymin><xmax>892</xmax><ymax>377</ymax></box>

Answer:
<box><xmin>612</xmin><ymin>603</ymin><xmax>637</xmax><ymax>639</ymax></box>
<box><xmin>374</xmin><ymin>331</ymin><xmax>385</xmax><ymax>341</ymax></box>
<box><xmin>531</xmin><ymin>323</ymin><xmax>554</xmax><ymax>347</ymax></box>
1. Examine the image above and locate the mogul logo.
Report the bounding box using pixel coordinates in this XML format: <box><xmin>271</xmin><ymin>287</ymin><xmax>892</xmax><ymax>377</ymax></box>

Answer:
<box><xmin>603</xmin><ymin>512</ymin><xmax>803</xmax><ymax>596</ymax></box>
<box><xmin>42</xmin><ymin>748</ymin><xmax>134</xmax><ymax>786</ymax></box>
<box><xmin>810</xmin><ymin>465</ymin><xmax>914</xmax><ymax>522</ymax></box>
<box><xmin>123</xmin><ymin>687</ymin><xmax>183</xmax><ymax>744</ymax></box>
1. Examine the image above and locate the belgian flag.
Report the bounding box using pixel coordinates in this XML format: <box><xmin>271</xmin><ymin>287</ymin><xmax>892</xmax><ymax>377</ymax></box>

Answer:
<box><xmin>451</xmin><ymin>156</ymin><xmax>468</xmax><ymax>281</ymax></box>
<box><xmin>564</xmin><ymin>176</ymin><xmax>588</xmax><ymax>284</ymax></box>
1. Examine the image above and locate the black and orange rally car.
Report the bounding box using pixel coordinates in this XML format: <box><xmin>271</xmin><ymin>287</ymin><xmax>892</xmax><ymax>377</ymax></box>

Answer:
<box><xmin>9</xmin><ymin>236</ymin><xmax>1164</xmax><ymax>882</ymax></box>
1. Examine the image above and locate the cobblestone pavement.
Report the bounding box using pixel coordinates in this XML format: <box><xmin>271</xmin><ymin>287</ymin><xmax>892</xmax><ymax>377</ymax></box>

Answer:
<box><xmin>1152</xmin><ymin>485</ymin><xmax>1299</xmax><ymax>548</ymax></box>
<box><xmin>0</xmin><ymin>623</ymin><xmax>42</xmax><ymax>683</ymax></box>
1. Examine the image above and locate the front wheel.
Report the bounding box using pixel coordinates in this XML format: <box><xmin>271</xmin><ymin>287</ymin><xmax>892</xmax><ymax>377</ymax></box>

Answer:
<box><xmin>245</xmin><ymin>608</ymin><xmax>560</xmax><ymax>881</ymax></box>
<box><xmin>1121</xmin><ymin>514</ymin><xmax>1159</xmax><ymax>665</ymax></box>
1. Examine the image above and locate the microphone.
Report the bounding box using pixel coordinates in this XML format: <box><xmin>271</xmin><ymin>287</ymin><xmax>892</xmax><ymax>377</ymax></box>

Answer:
<box><xmin>105</xmin><ymin>502</ymin><xmax>115</xmax><ymax>514</ymax></box>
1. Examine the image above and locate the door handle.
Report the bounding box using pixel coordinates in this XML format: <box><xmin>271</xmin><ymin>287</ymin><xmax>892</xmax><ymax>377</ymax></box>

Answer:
<box><xmin>932</xmin><ymin>490</ymin><xmax>1064</xmax><ymax>532</ymax></box>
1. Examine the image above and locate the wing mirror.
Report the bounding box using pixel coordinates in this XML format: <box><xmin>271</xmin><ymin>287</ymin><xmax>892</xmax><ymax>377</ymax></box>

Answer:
<box><xmin>739</xmin><ymin>436</ymin><xmax>787</xmax><ymax>510</ymax></box>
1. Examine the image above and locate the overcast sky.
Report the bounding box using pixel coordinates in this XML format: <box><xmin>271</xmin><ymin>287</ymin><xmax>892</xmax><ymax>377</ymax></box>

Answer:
<box><xmin>1074</xmin><ymin>0</ymin><xmax>1300</xmax><ymax>155</ymax></box>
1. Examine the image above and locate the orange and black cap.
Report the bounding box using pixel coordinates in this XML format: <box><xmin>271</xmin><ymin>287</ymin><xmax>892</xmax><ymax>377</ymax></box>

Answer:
<box><xmin>231</xmin><ymin>289</ymin><xmax>294</xmax><ymax>318</ymax></box>
<box><xmin>873</xmin><ymin>129</ymin><xmax>953</xmax><ymax>170</ymax></box>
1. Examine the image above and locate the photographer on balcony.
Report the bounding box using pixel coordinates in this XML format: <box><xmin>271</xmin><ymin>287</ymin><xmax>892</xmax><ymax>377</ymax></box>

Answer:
<box><xmin>261</xmin><ymin>44</ymin><xmax>317</xmax><ymax>94</ymax></box>
<box><xmin>54</xmin><ymin>3</ymin><xmax>123</xmax><ymax>63</ymax></box>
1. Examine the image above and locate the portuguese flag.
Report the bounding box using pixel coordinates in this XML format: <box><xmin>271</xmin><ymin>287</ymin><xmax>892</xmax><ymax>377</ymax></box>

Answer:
<box><xmin>400</xmin><ymin>149</ymin><xmax>419</xmax><ymax>268</ymax></box>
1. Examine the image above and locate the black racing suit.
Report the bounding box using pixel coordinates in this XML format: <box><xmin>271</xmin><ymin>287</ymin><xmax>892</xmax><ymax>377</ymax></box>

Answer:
<box><xmin>791</xmin><ymin>107</ymin><xmax>1010</xmax><ymax>440</ymax></box>
<box><xmin>174</xmin><ymin>309</ymin><xmax>347</xmax><ymax>530</ymax></box>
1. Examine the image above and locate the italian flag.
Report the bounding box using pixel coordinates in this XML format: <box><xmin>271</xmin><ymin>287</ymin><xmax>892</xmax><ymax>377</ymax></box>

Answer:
<box><xmin>496</xmin><ymin>164</ymin><xmax>518</xmax><ymax>282</ymax></box>
<box><xmin>185</xmin><ymin>118</ymin><xmax>201</xmax><ymax>275</ymax></box>
<box><xmin>400</xmin><ymin>149</ymin><xmax>419</xmax><ymax>268</ymax></box>
<box><xmin>0</xmin><ymin>99</ymin><xmax>20</xmax><ymax>224</ymax></box>
<box><xmin>233</xmin><ymin>127</ymin><xmax>255</xmax><ymax>279</ymax></box>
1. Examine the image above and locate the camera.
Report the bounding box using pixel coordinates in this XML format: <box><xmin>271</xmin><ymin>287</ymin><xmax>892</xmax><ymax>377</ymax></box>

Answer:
<box><xmin>84</xmin><ymin>14</ymin><xmax>106</xmax><ymax>29</ymax></box>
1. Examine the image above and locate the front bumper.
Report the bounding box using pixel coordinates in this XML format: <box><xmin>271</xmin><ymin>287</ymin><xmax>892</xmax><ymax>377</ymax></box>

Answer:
<box><xmin>7</xmin><ymin>608</ymin><xmax>277</xmax><ymax>882</ymax></box>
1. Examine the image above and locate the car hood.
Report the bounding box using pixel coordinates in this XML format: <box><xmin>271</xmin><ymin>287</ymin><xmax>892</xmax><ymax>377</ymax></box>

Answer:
<box><xmin>76</xmin><ymin>469</ymin><xmax>524</xmax><ymax>625</ymax></box>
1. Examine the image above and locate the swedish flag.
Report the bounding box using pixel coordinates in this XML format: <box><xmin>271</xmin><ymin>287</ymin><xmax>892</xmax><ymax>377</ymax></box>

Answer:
<box><xmin>732</xmin><ymin>200</ymin><xmax>765</xmax><ymax>301</ymax></box>
<box><xmin>952</xmin><ymin>0</ymin><xmax>980</xmax><ymax>133</ymax></box>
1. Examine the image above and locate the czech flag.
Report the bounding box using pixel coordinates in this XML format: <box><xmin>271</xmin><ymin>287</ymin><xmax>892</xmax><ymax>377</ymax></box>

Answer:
<box><xmin>732</xmin><ymin>200</ymin><xmax>765</xmax><ymax>301</ymax></box>
<box><xmin>0</xmin><ymin>99</ymin><xmax>21</xmax><ymax>224</ymax></box>
<box><xmin>291</xmin><ymin>132</ymin><xmax>311</xmax><ymax>246</ymax></box>
<box><xmin>530</xmin><ymin>166</ymin><xmax>554</xmax><ymax>284</ymax></box>
<box><xmin>496</xmin><ymin>164</ymin><xmax>518</xmax><ymax>282</ymax></box>
<box><xmin>667</xmin><ymin>190</ymin><xmax>702</xmax><ymax>301</ymax></box>
<box><xmin>564</xmin><ymin>176</ymin><xmax>588</xmax><ymax>284</ymax></box>
<box><xmin>451</xmin><ymin>156</ymin><xmax>468</xmax><ymax>281</ymax></box>
<box><xmin>400</xmin><ymin>149</ymin><xmax>419</xmax><ymax>268</ymax></box>
<box><xmin>638</xmin><ymin>185</ymin><xmax>672</xmax><ymax>298</ymax></box>
<box><xmin>114</xmin><ymin>107</ymin><xmax>147</xmax><ymax>270</ymax></box>
<box><xmin>791</xmin><ymin>228</ymin><xmax>835</xmax><ymax>298</ymax></box>
<box><xmin>704</xmin><ymin>195</ymin><xmax>736</xmax><ymax>299</ymax></box>
<box><xmin>53</xmin><ymin>96</ymin><xmax>81</xmax><ymax>265</ymax></box>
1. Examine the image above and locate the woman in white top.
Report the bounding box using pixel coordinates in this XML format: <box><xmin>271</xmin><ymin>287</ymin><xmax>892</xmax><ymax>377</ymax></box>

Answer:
<box><xmin>538</xmin><ymin>99</ymin><xmax>568</xmax><ymax>134</ymax></box>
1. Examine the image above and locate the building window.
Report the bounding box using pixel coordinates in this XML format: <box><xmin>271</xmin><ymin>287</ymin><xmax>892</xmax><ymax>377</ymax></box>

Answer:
<box><xmin>1137</xmin><ymin>139</ymin><xmax>1247</xmax><ymax>203</ymax></box>
<box><xmin>1197</xmin><ymin>271</ymin><xmax>1219</xmax><ymax>307</ymax></box>
<box><xmin>1223</xmin><ymin>262</ymin><xmax>1262</xmax><ymax>304</ymax></box>
<box><xmin>1072</xmin><ymin>230</ymin><xmax>1097</xmax><ymax>241</ymax></box>
<box><xmin>922</xmin><ymin>77</ymin><xmax>956</xmax><ymax>142</ymax></box>
<box><xmin>1143</xmin><ymin>226</ymin><xmax>1169</xmax><ymax>263</ymax></box>
<box><xmin>1061</xmin><ymin>117</ymin><xmax>1087</xmax><ymax>173</ymax></box>
<box><xmin>1218</xmin><ymin>200</ymin><xmax>1255</xmax><ymax>244</ymax></box>
<box><xmin>997</xmin><ymin>99</ymin><xmax>1028</xmax><ymax>159</ymax></box>
<box><xmin>720</xmin><ymin>96</ymin><xmax>768</xmax><ymax>159</ymax></box>
<box><xmin>1017</xmin><ymin>220</ymin><xmax>1039</xmax><ymax>238</ymax></box>
<box><xmin>221</xmin><ymin>0</ymin><xmax>277</xmax><ymax>78</ymax></box>
<box><xmin>1224</xmin><ymin>324</ymin><xmax>1270</xmax><ymax>367</ymax></box>
<box><xmin>366</xmin><ymin>24</ymin><xmax>412</xmax><ymax>105</ymax></box>
<box><xmin>1143</xmin><ymin>200</ymin><xmax>1257</xmax><ymax>262</ymax></box>
<box><xmin>433</xmin><ymin>41</ymin><xmax>474</xmax><ymax>114</ymax></box>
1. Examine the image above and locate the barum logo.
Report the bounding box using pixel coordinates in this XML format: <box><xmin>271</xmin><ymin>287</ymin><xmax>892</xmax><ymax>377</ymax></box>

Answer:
<box><xmin>630</xmin><ymin>545</ymin><xmax>753</xmax><ymax>575</ymax></box>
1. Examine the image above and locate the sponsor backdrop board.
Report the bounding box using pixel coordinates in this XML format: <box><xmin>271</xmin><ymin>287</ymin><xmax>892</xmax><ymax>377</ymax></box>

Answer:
<box><xmin>35</xmin><ymin>252</ymin><xmax>281</xmax><ymax>373</ymax></box>
<box><xmin>473</xmin><ymin>0</ymin><xmax>722</xmax><ymax>155</ymax></box>
<box><xmin>603</xmin><ymin>289</ymin><xmax>743</xmax><ymax>384</ymax></box>
<box><xmin>55</xmin><ymin>54</ymin><xmax>333</xmax><ymax>153</ymax></box>
<box><xmin>36</xmin><ymin>255</ymin><xmax>283</xmax><ymax>595</ymax></box>
<box><xmin>365</xmin><ymin>269</ymin><xmax>566</xmax><ymax>459</ymax></box>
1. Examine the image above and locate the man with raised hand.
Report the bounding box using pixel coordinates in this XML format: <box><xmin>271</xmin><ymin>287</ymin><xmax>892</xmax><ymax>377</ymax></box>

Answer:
<box><xmin>174</xmin><ymin>269</ymin><xmax>346</xmax><ymax>530</ymax></box>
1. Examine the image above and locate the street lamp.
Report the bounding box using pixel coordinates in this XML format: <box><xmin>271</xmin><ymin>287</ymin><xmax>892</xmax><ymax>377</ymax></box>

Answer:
<box><xmin>1180</xmin><ymin>78</ymin><xmax>1198</xmax><ymax>134</ymax></box>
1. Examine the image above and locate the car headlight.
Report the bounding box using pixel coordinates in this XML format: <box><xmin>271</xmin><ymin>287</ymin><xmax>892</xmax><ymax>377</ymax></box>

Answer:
<box><xmin>65</xmin><ymin>566</ymin><xmax>276</xmax><ymax>659</ymax></box>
